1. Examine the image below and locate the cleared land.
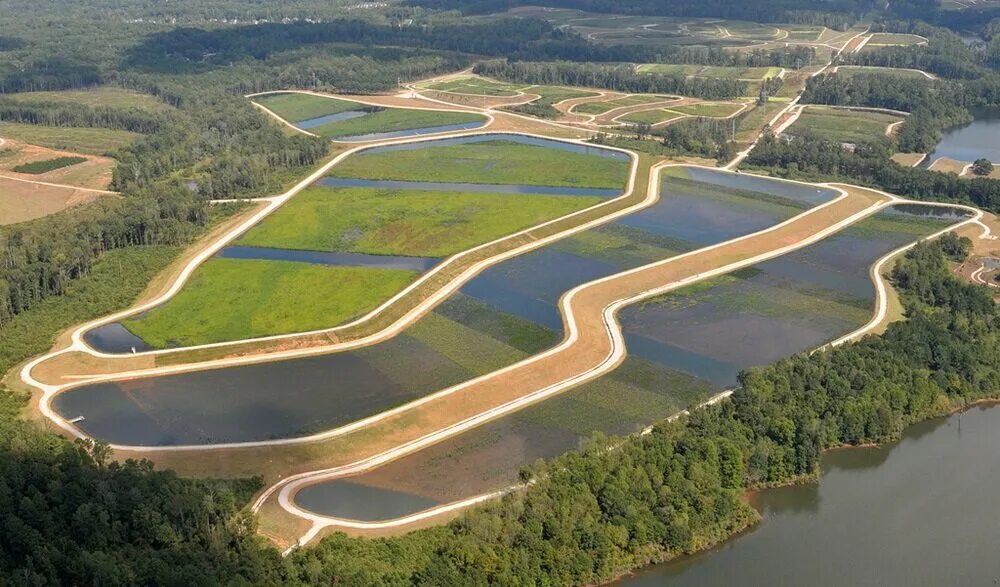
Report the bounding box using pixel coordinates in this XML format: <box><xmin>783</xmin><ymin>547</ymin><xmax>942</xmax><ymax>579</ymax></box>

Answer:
<box><xmin>866</xmin><ymin>32</ymin><xmax>926</xmax><ymax>46</ymax></box>
<box><xmin>668</xmin><ymin>102</ymin><xmax>745</xmax><ymax>117</ymax></box>
<box><xmin>619</xmin><ymin>109</ymin><xmax>687</xmax><ymax>125</ymax></box>
<box><xmin>236</xmin><ymin>186</ymin><xmax>603</xmax><ymax>257</ymax></box>
<box><xmin>835</xmin><ymin>66</ymin><xmax>932</xmax><ymax>80</ymax></box>
<box><xmin>0</xmin><ymin>177</ymin><xmax>109</xmax><ymax>225</ymax></box>
<box><xmin>121</xmin><ymin>259</ymin><xmax>419</xmax><ymax>348</ymax></box>
<box><xmin>5</xmin><ymin>87</ymin><xmax>171</xmax><ymax>112</ymax></box>
<box><xmin>790</xmin><ymin>106</ymin><xmax>904</xmax><ymax>144</ymax></box>
<box><xmin>254</xmin><ymin>93</ymin><xmax>362</xmax><ymax>123</ymax></box>
<box><xmin>0</xmin><ymin>140</ymin><xmax>115</xmax><ymax>190</ymax></box>
<box><xmin>422</xmin><ymin>77</ymin><xmax>527</xmax><ymax>96</ymax></box>
<box><xmin>637</xmin><ymin>64</ymin><xmax>781</xmax><ymax>79</ymax></box>
<box><xmin>0</xmin><ymin>121</ymin><xmax>138</xmax><ymax>155</ymax></box>
<box><xmin>527</xmin><ymin>85</ymin><xmax>598</xmax><ymax>105</ymax></box>
<box><xmin>572</xmin><ymin>95</ymin><xmax>671</xmax><ymax>115</ymax></box>
<box><xmin>328</xmin><ymin>140</ymin><xmax>628</xmax><ymax>188</ymax></box>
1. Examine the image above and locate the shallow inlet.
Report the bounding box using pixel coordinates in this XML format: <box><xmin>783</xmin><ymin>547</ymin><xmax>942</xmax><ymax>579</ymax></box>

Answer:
<box><xmin>289</xmin><ymin>204</ymin><xmax>964</xmax><ymax>521</ymax></box>
<box><xmin>621</xmin><ymin>405</ymin><xmax>1000</xmax><ymax>585</ymax></box>
<box><xmin>54</xmin><ymin>169</ymin><xmax>841</xmax><ymax>447</ymax></box>
<box><xmin>295</xmin><ymin>110</ymin><xmax>370</xmax><ymax>129</ymax></box>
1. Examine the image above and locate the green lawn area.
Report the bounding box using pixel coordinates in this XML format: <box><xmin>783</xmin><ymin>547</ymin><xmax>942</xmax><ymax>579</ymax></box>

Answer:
<box><xmin>253</xmin><ymin>93</ymin><xmax>362</xmax><ymax>123</ymax></box>
<box><xmin>0</xmin><ymin>121</ymin><xmax>139</xmax><ymax>155</ymax></box>
<box><xmin>311</xmin><ymin>108</ymin><xmax>485</xmax><ymax>139</ymax></box>
<box><xmin>572</xmin><ymin>94</ymin><xmax>669</xmax><ymax>115</ymax></box>
<box><xmin>122</xmin><ymin>259</ymin><xmax>418</xmax><ymax>347</ymax></box>
<box><xmin>619</xmin><ymin>109</ymin><xmax>685</xmax><ymax>125</ymax></box>
<box><xmin>791</xmin><ymin>106</ymin><xmax>903</xmax><ymax>144</ymax></box>
<box><xmin>328</xmin><ymin>139</ymin><xmax>629</xmax><ymax>188</ymax></box>
<box><xmin>835</xmin><ymin>66</ymin><xmax>931</xmax><ymax>80</ymax></box>
<box><xmin>423</xmin><ymin>77</ymin><xmax>526</xmax><ymax>96</ymax></box>
<box><xmin>529</xmin><ymin>85</ymin><xmax>599</xmax><ymax>106</ymax></box>
<box><xmin>236</xmin><ymin>186</ymin><xmax>603</xmax><ymax>257</ymax></box>
<box><xmin>6</xmin><ymin>87</ymin><xmax>171</xmax><ymax>112</ymax></box>
<box><xmin>667</xmin><ymin>102</ymin><xmax>745</xmax><ymax>117</ymax></box>
<box><xmin>867</xmin><ymin>32</ymin><xmax>925</xmax><ymax>46</ymax></box>
<box><xmin>636</xmin><ymin>64</ymin><xmax>780</xmax><ymax>79</ymax></box>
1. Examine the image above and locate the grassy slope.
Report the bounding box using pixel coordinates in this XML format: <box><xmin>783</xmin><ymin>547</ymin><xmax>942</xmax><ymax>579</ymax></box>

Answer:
<box><xmin>312</xmin><ymin>108</ymin><xmax>485</xmax><ymax>138</ymax></box>
<box><xmin>254</xmin><ymin>93</ymin><xmax>361</xmax><ymax>123</ymax></box>
<box><xmin>329</xmin><ymin>140</ymin><xmax>628</xmax><ymax>188</ymax></box>
<box><xmin>669</xmin><ymin>102</ymin><xmax>744</xmax><ymax>117</ymax></box>
<box><xmin>6</xmin><ymin>87</ymin><xmax>172</xmax><ymax>112</ymax></box>
<box><xmin>793</xmin><ymin>107</ymin><xmax>901</xmax><ymax>144</ymax></box>
<box><xmin>424</xmin><ymin>77</ymin><xmax>525</xmax><ymax>96</ymax></box>
<box><xmin>835</xmin><ymin>66</ymin><xmax>929</xmax><ymax>80</ymax></box>
<box><xmin>573</xmin><ymin>95</ymin><xmax>667</xmax><ymax>115</ymax></box>
<box><xmin>0</xmin><ymin>122</ymin><xmax>138</xmax><ymax>155</ymax></box>
<box><xmin>123</xmin><ymin>259</ymin><xmax>419</xmax><ymax>347</ymax></box>
<box><xmin>237</xmin><ymin>186</ymin><xmax>602</xmax><ymax>257</ymax></box>
<box><xmin>529</xmin><ymin>85</ymin><xmax>598</xmax><ymax>106</ymax></box>
<box><xmin>620</xmin><ymin>109</ymin><xmax>683</xmax><ymax>125</ymax></box>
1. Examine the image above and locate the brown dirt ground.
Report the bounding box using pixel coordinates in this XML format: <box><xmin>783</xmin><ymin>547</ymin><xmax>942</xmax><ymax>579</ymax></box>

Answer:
<box><xmin>0</xmin><ymin>177</ymin><xmax>110</xmax><ymax>225</ymax></box>
<box><xmin>0</xmin><ymin>139</ymin><xmax>115</xmax><ymax>190</ymax></box>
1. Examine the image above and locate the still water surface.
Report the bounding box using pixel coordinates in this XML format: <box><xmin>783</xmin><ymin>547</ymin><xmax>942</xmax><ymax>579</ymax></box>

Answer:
<box><xmin>620</xmin><ymin>405</ymin><xmax>1000</xmax><ymax>586</ymax></box>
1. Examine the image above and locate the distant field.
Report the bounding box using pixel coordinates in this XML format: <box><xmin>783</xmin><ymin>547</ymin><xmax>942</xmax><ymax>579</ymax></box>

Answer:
<box><xmin>237</xmin><ymin>186</ymin><xmax>603</xmax><ymax>257</ymax></box>
<box><xmin>791</xmin><ymin>106</ymin><xmax>903</xmax><ymax>144</ymax></box>
<box><xmin>253</xmin><ymin>93</ymin><xmax>361</xmax><ymax>123</ymax></box>
<box><xmin>619</xmin><ymin>109</ymin><xmax>686</xmax><ymax>125</ymax></box>
<box><xmin>423</xmin><ymin>77</ymin><xmax>526</xmax><ymax>96</ymax></box>
<box><xmin>835</xmin><ymin>66</ymin><xmax>931</xmax><ymax>80</ymax></box>
<box><xmin>572</xmin><ymin>94</ymin><xmax>670</xmax><ymax>115</ymax></box>
<box><xmin>329</xmin><ymin>140</ymin><xmax>628</xmax><ymax>188</ymax></box>
<box><xmin>668</xmin><ymin>102</ymin><xmax>745</xmax><ymax>118</ymax></box>
<box><xmin>311</xmin><ymin>108</ymin><xmax>485</xmax><ymax>139</ymax></box>
<box><xmin>783</xmin><ymin>26</ymin><xmax>825</xmax><ymax>41</ymax></box>
<box><xmin>866</xmin><ymin>32</ymin><xmax>926</xmax><ymax>46</ymax></box>
<box><xmin>5</xmin><ymin>87</ymin><xmax>171</xmax><ymax>112</ymax></box>
<box><xmin>0</xmin><ymin>121</ymin><xmax>138</xmax><ymax>155</ymax></box>
<box><xmin>122</xmin><ymin>259</ymin><xmax>419</xmax><ymax>347</ymax></box>
<box><xmin>528</xmin><ymin>85</ymin><xmax>598</xmax><ymax>106</ymax></box>
<box><xmin>637</xmin><ymin>64</ymin><xmax>781</xmax><ymax>80</ymax></box>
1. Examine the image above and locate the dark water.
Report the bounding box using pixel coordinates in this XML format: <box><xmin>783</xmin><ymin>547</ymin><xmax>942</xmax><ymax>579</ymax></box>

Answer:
<box><xmin>295</xmin><ymin>480</ymin><xmax>440</xmax><ymax>520</ymax></box>
<box><xmin>50</xmin><ymin>170</ymin><xmax>837</xmax><ymax>447</ymax></box>
<box><xmin>359</xmin><ymin>133</ymin><xmax>630</xmax><ymax>161</ymax></box>
<box><xmin>621</xmin><ymin>405</ymin><xmax>1000</xmax><ymax>586</ymax></box>
<box><xmin>296</xmin><ymin>110</ymin><xmax>369</xmax><ymax>129</ymax></box>
<box><xmin>317</xmin><ymin>177</ymin><xmax>620</xmax><ymax>197</ymax></box>
<box><xmin>334</xmin><ymin>120</ymin><xmax>487</xmax><ymax>142</ymax></box>
<box><xmin>215</xmin><ymin>245</ymin><xmax>440</xmax><ymax>271</ymax></box>
<box><xmin>83</xmin><ymin>323</ymin><xmax>153</xmax><ymax>354</ymax></box>
<box><xmin>927</xmin><ymin>107</ymin><xmax>1000</xmax><ymax>165</ymax></box>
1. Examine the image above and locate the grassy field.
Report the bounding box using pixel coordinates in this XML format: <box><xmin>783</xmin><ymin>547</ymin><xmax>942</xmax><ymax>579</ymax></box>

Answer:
<box><xmin>528</xmin><ymin>85</ymin><xmax>599</xmax><ymax>106</ymax></box>
<box><xmin>236</xmin><ymin>186</ymin><xmax>603</xmax><ymax>257</ymax></box>
<box><xmin>791</xmin><ymin>106</ymin><xmax>902</xmax><ymax>144</ymax></box>
<box><xmin>328</xmin><ymin>139</ymin><xmax>629</xmax><ymax>188</ymax></box>
<box><xmin>5</xmin><ymin>87</ymin><xmax>171</xmax><ymax>112</ymax></box>
<box><xmin>668</xmin><ymin>102</ymin><xmax>745</xmax><ymax>117</ymax></box>
<box><xmin>0</xmin><ymin>122</ymin><xmax>138</xmax><ymax>155</ymax></box>
<box><xmin>867</xmin><ymin>32</ymin><xmax>926</xmax><ymax>46</ymax></box>
<box><xmin>253</xmin><ymin>93</ymin><xmax>362</xmax><ymax>123</ymax></box>
<box><xmin>311</xmin><ymin>108</ymin><xmax>485</xmax><ymax>139</ymax></box>
<box><xmin>835</xmin><ymin>66</ymin><xmax>930</xmax><ymax>80</ymax></box>
<box><xmin>423</xmin><ymin>77</ymin><xmax>526</xmax><ymax>96</ymax></box>
<box><xmin>572</xmin><ymin>94</ymin><xmax>670</xmax><ymax>115</ymax></box>
<box><xmin>735</xmin><ymin>99</ymin><xmax>786</xmax><ymax>143</ymax></box>
<box><xmin>636</xmin><ymin>64</ymin><xmax>781</xmax><ymax>79</ymax></box>
<box><xmin>619</xmin><ymin>109</ymin><xmax>686</xmax><ymax>125</ymax></box>
<box><xmin>122</xmin><ymin>258</ymin><xmax>419</xmax><ymax>347</ymax></box>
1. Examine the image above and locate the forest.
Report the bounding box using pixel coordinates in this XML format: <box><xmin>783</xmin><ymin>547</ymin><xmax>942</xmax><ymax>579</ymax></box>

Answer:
<box><xmin>1</xmin><ymin>234</ymin><xmax>994</xmax><ymax>584</ymax></box>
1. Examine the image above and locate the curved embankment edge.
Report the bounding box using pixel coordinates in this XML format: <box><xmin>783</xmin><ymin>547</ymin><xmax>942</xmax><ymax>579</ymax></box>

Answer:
<box><xmin>271</xmin><ymin>196</ymin><xmax>989</xmax><ymax>549</ymax></box>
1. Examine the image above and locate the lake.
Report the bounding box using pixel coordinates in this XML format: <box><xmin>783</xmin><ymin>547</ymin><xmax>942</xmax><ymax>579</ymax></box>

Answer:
<box><xmin>927</xmin><ymin>107</ymin><xmax>1000</xmax><ymax>165</ymax></box>
<box><xmin>619</xmin><ymin>405</ymin><xmax>1000</xmax><ymax>586</ymax></box>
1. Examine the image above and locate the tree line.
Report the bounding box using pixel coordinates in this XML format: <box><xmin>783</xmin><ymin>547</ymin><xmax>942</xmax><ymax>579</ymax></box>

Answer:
<box><xmin>475</xmin><ymin>60</ymin><xmax>751</xmax><ymax>99</ymax></box>
<box><xmin>0</xmin><ymin>99</ymin><xmax>167</xmax><ymax>134</ymax></box>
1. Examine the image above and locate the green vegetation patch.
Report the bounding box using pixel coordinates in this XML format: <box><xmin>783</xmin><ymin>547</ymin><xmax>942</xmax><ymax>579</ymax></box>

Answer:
<box><xmin>637</xmin><ymin>64</ymin><xmax>780</xmax><ymax>80</ymax></box>
<box><xmin>237</xmin><ymin>186</ymin><xmax>601</xmax><ymax>257</ymax></box>
<box><xmin>435</xmin><ymin>294</ymin><xmax>558</xmax><ymax>355</ymax></box>
<box><xmin>13</xmin><ymin>156</ymin><xmax>87</xmax><ymax>174</ymax></box>
<box><xmin>528</xmin><ymin>85</ymin><xmax>598</xmax><ymax>106</ymax></box>
<box><xmin>122</xmin><ymin>258</ymin><xmax>418</xmax><ymax>347</ymax></box>
<box><xmin>6</xmin><ymin>87</ymin><xmax>171</xmax><ymax>112</ymax></box>
<box><xmin>329</xmin><ymin>139</ymin><xmax>628</xmax><ymax>188</ymax></box>
<box><xmin>0</xmin><ymin>121</ymin><xmax>138</xmax><ymax>155</ymax></box>
<box><xmin>424</xmin><ymin>77</ymin><xmax>526</xmax><ymax>96</ymax></box>
<box><xmin>407</xmin><ymin>312</ymin><xmax>527</xmax><ymax>374</ymax></box>
<box><xmin>572</xmin><ymin>94</ymin><xmax>670</xmax><ymax>115</ymax></box>
<box><xmin>619</xmin><ymin>109</ymin><xmax>685</xmax><ymax>125</ymax></box>
<box><xmin>835</xmin><ymin>66</ymin><xmax>930</xmax><ymax>81</ymax></box>
<box><xmin>667</xmin><ymin>102</ymin><xmax>745</xmax><ymax>118</ymax></box>
<box><xmin>253</xmin><ymin>93</ymin><xmax>362</xmax><ymax>123</ymax></box>
<box><xmin>312</xmin><ymin>108</ymin><xmax>485</xmax><ymax>139</ymax></box>
<box><xmin>792</xmin><ymin>106</ymin><xmax>902</xmax><ymax>144</ymax></box>
<box><xmin>867</xmin><ymin>32</ymin><xmax>926</xmax><ymax>46</ymax></box>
